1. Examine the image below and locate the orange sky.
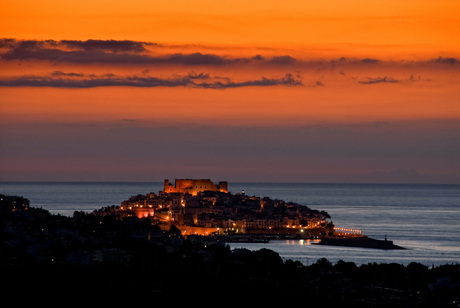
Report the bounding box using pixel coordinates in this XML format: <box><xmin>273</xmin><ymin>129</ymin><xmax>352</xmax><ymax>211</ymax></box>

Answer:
<box><xmin>2</xmin><ymin>0</ymin><xmax>460</xmax><ymax>54</ymax></box>
<box><xmin>0</xmin><ymin>0</ymin><xmax>459</xmax><ymax>183</ymax></box>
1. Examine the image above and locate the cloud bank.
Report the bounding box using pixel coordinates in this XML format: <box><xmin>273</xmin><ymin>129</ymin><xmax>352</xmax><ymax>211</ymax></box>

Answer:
<box><xmin>359</xmin><ymin>76</ymin><xmax>399</xmax><ymax>85</ymax></box>
<box><xmin>0</xmin><ymin>71</ymin><xmax>302</xmax><ymax>89</ymax></box>
<box><xmin>1</xmin><ymin>39</ymin><xmax>457</xmax><ymax>89</ymax></box>
<box><xmin>0</xmin><ymin>38</ymin><xmax>300</xmax><ymax>66</ymax></box>
<box><xmin>3</xmin><ymin>38</ymin><xmax>457</xmax><ymax>67</ymax></box>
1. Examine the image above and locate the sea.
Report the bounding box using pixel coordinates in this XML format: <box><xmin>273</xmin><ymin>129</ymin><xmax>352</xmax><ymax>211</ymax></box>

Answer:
<box><xmin>1</xmin><ymin>182</ymin><xmax>459</xmax><ymax>267</ymax></box>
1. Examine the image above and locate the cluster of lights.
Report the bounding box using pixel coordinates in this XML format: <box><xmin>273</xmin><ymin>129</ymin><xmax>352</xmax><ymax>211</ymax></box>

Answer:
<box><xmin>121</xmin><ymin>202</ymin><xmax>166</xmax><ymax>212</ymax></box>
<box><xmin>334</xmin><ymin>227</ymin><xmax>362</xmax><ymax>234</ymax></box>
<box><xmin>285</xmin><ymin>225</ymin><xmax>306</xmax><ymax>228</ymax></box>
<box><xmin>285</xmin><ymin>221</ymin><xmax>324</xmax><ymax>229</ymax></box>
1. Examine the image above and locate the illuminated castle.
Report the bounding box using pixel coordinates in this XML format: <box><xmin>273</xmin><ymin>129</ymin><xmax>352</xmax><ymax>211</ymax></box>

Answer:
<box><xmin>163</xmin><ymin>179</ymin><xmax>228</xmax><ymax>196</ymax></box>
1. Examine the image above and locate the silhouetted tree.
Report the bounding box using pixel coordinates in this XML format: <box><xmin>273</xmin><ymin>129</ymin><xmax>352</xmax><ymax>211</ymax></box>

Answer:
<box><xmin>311</xmin><ymin>257</ymin><xmax>333</xmax><ymax>273</ymax></box>
<box><xmin>334</xmin><ymin>259</ymin><xmax>357</xmax><ymax>274</ymax></box>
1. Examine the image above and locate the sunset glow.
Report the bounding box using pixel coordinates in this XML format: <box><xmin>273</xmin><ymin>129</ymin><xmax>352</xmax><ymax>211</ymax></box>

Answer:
<box><xmin>1</xmin><ymin>0</ymin><xmax>459</xmax><ymax>183</ymax></box>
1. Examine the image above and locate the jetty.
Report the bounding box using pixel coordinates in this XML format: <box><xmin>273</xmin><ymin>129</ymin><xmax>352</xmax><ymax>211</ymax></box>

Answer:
<box><xmin>317</xmin><ymin>235</ymin><xmax>405</xmax><ymax>250</ymax></box>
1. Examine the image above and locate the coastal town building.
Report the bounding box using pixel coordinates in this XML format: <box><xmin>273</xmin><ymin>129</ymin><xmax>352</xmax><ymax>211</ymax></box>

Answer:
<box><xmin>0</xmin><ymin>194</ymin><xmax>29</xmax><ymax>214</ymax></box>
<box><xmin>119</xmin><ymin>179</ymin><xmax>333</xmax><ymax>237</ymax></box>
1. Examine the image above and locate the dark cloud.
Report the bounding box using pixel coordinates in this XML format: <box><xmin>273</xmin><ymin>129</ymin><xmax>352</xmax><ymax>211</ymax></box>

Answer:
<box><xmin>315</xmin><ymin>81</ymin><xmax>324</xmax><ymax>86</ymax></box>
<box><xmin>2</xmin><ymin>45</ymin><xmax>67</xmax><ymax>62</ymax></box>
<box><xmin>359</xmin><ymin>58</ymin><xmax>380</xmax><ymax>64</ymax></box>
<box><xmin>197</xmin><ymin>73</ymin><xmax>302</xmax><ymax>88</ymax></box>
<box><xmin>358</xmin><ymin>75</ymin><xmax>429</xmax><ymax>85</ymax></box>
<box><xmin>165</xmin><ymin>52</ymin><xmax>226</xmax><ymax>65</ymax></box>
<box><xmin>331</xmin><ymin>57</ymin><xmax>381</xmax><ymax>65</ymax></box>
<box><xmin>2</xmin><ymin>39</ymin><xmax>459</xmax><ymax>71</ymax></box>
<box><xmin>0</xmin><ymin>39</ymin><xmax>301</xmax><ymax>66</ymax></box>
<box><xmin>0</xmin><ymin>72</ymin><xmax>302</xmax><ymax>89</ymax></box>
<box><xmin>186</xmin><ymin>71</ymin><xmax>211</xmax><ymax>79</ymax></box>
<box><xmin>60</xmin><ymin>39</ymin><xmax>152</xmax><ymax>53</ymax></box>
<box><xmin>0</xmin><ymin>38</ymin><xmax>19</xmax><ymax>48</ymax></box>
<box><xmin>431</xmin><ymin>56</ymin><xmax>459</xmax><ymax>65</ymax></box>
<box><xmin>0</xmin><ymin>38</ymin><xmax>151</xmax><ymax>53</ymax></box>
<box><xmin>50</xmin><ymin>71</ymin><xmax>85</xmax><ymax>77</ymax></box>
<box><xmin>268</xmin><ymin>55</ymin><xmax>297</xmax><ymax>65</ymax></box>
<box><xmin>359</xmin><ymin>76</ymin><xmax>399</xmax><ymax>85</ymax></box>
<box><xmin>1</xmin><ymin>45</ymin><xmax>155</xmax><ymax>64</ymax></box>
<box><xmin>0</xmin><ymin>40</ymin><xmax>230</xmax><ymax>65</ymax></box>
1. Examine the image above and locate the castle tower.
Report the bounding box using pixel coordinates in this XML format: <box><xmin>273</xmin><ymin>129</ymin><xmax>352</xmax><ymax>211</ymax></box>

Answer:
<box><xmin>219</xmin><ymin>181</ymin><xmax>228</xmax><ymax>193</ymax></box>
<box><xmin>164</xmin><ymin>179</ymin><xmax>177</xmax><ymax>193</ymax></box>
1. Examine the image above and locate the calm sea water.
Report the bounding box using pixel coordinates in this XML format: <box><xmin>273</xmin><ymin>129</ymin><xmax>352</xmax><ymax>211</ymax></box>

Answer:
<box><xmin>1</xmin><ymin>182</ymin><xmax>459</xmax><ymax>266</ymax></box>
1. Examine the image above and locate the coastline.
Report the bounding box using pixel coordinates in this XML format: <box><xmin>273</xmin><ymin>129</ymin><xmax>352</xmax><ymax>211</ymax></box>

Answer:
<box><xmin>1</xmin><ymin>182</ymin><xmax>459</xmax><ymax>267</ymax></box>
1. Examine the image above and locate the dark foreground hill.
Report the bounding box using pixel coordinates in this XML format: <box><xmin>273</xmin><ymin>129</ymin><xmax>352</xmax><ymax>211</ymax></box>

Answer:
<box><xmin>1</xmin><ymin>207</ymin><xmax>459</xmax><ymax>306</ymax></box>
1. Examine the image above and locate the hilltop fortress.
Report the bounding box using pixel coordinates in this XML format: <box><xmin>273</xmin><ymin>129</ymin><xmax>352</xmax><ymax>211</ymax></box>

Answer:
<box><xmin>163</xmin><ymin>179</ymin><xmax>228</xmax><ymax>196</ymax></box>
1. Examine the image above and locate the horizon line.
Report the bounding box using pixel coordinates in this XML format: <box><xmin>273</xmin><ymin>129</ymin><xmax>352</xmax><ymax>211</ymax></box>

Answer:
<box><xmin>1</xmin><ymin>180</ymin><xmax>459</xmax><ymax>186</ymax></box>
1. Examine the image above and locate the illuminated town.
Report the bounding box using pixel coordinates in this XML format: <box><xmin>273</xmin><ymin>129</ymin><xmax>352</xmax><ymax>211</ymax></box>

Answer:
<box><xmin>119</xmin><ymin>179</ymin><xmax>335</xmax><ymax>238</ymax></box>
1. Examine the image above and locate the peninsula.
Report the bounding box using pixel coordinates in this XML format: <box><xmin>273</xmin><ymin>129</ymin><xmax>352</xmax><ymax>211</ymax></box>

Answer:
<box><xmin>118</xmin><ymin>179</ymin><xmax>335</xmax><ymax>239</ymax></box>
<box><xmin>116</xmin><ymin>179</ymin><xmax>403</xmax><ymax>249</ymax></box>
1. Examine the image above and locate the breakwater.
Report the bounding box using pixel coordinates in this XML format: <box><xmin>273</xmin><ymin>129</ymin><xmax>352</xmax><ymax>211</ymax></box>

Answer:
<box><xmin>317</xmin><ymin>236</ymin><xmax>405</xmax><ymax>250</ymax></box>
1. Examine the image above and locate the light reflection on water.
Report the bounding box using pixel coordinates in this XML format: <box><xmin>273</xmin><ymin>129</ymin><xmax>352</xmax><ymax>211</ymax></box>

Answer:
<box><xmin>285</xmin><ymin>239</ymin><xmax>321</xmax><ymax>246</ymax></box>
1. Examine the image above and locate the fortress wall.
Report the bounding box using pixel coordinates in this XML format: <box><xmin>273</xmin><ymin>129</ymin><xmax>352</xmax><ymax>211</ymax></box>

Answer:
<box><xmin>164</xmin><ymin>179</ymin><xmax>227</xmax><ymax>195</ymax></box>
<box><xmin>186</xmin><ymin>179</ymin><xmax>218</xmax><ymax>195</ymax></box>
<box><xmin>175</xmin><ymin>179</ymin><xmax>192</xmax><ymax>191</ymax></box>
